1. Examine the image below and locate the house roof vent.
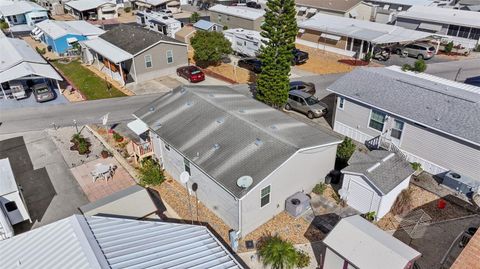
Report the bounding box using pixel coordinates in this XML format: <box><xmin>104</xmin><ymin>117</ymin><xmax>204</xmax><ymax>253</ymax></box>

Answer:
<box><xmin>237</xmin><ymin>175</ymin><xmax>253</xmax><ymax>189</ymax></box>
<box><xmin>254</xmin><ymin>138</ymin><xmax>263</xmax><ymax>146</ymax></box>
<box><xmin>213</xmin><ymin>143</ymin><xmax>220</xmax><ymax>150</ymax></box>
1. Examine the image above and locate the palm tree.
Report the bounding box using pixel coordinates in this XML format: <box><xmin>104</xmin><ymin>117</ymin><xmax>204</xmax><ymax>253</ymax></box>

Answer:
<box><xmin>257</xmin><ymin>235</ymin><xmax>299</xmax><ymax>269</ymax></box>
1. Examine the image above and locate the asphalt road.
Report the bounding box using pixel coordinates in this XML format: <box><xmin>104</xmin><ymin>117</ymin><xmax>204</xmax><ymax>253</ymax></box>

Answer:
<box><xmin>0</xmin><ymin>93</ymin><xmax>165</xmax><ymax>134</ymax></box>
<box><xmin>425</xmin><ymin>58</ymin><xmax>480</xmax><ymax>82</ymax></box>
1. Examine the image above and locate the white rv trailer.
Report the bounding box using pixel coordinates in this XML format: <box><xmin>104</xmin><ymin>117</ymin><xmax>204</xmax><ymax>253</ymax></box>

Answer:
<box><xmin>136</xmin><ymin>10</ymin><xmax>182</xmax><ymax>38</ymax></box>
<box><xmin>0</xmin><ymin>158</ymin><xmax>31</xmax><ymax>240</ymax></box>
<box><xmin>223</xmin><ymin>28</ymin><xmax>267</xmax><ymax>57</ymax></box>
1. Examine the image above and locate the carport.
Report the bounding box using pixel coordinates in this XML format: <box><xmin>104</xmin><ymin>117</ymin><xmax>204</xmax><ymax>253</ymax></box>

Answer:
<box><xmin>0</xmin><ymin>37</ymin><xmax>62</xmax><ymax>100</ymax></box>
<box><xmin>299</xmin><ymin>13</ymin><xmax>439</xmax><ymax>59</ymax></box>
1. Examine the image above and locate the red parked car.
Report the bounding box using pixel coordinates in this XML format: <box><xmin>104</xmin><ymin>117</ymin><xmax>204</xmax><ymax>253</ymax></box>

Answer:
<box><xmin>176</xmin><ymin>66</ymin><xmax>205</xmax><ymax>83</ymax></box>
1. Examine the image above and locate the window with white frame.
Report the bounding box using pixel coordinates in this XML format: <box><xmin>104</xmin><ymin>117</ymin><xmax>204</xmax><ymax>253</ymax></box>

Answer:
<box><xmin>145</xmin><ymin>55</ymin><xmax>152</xmax><ymax>68</ymax></box>
<box><xmin>260</xmin><ymin>185</ymin><xmax>271</xmax><ymax>207</ymax></box>
<box><xmin>166</xmin><ymin>50</ymin><xmax>174</xmax><ymax>64</ymax></box>
<box><xmin>338</xmin><ymin>97</ymin><xmax>345</xmax><ymax>110</ymax></box>
<box><xmin>391</xmin><ymin>119</ymin><xmax>404</xmax><ymax>140</ymax></box>
<box><xmin>369</xmin><ymin>110</ymin><xmax>386</xmax><ymax>132</ymax></box>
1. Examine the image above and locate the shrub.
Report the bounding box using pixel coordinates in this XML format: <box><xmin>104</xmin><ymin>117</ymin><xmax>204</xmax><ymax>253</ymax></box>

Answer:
<box><xmin>0</xmin><ymin>19</ymin><xmax>8</xmax><ymax>30</ymax></box>
<box><xmin>312</xmin><ymin>183</ymin><xmax>326</xmax><ymax>195</ymax></box>
<box><xmin>337</xmin><ymin>137</ymin><xmax>356</xmax><ymax>163</ymax></box>
<box><xmin>113</xmin><ymin>132</ymin><xmax>123</xmax><ymax>142</ymax></box>
<box><xmin>124</xmin><ymin>7</ymin><xmax>131</xmax><ymax>13</ymax></box>
<box><xmin>190</xmin><ymin>31</ymin><xmax>233</xmax><ymax>67</ymax></box>
<box><xmin>362</xmin><ymin>211</ymin><xmax>376</xmax><ymax>222</ymax></box>
<box><xmin>363</xmin><ymin>52</ymin><xmax>372</xmax><ymax>62</ymax></box>
<box><xmin>391</xmin><ymin>188</ymin><xmax>414</xmax><ymax>216</ymax></box>
<box><xmin>77</xmin><ymin>140</ymin><xmax>89</xmax><ymax>155</ymax></box>
<box><xmin>223</xmin><ymin>25</ymin><xmax>228</xmax><ymax>30</ymax></box>
<box><xmin>411</xmin><ymin>162</ymin><xmax>422</xmax><ymax>171</ymax></box>
<box><xmin>71</xmin><ymin>133</ymin><xmax>91</xmax><ymax>155</ymax></box>
<box><xmin>296</xmin><ymin>250</ymin><xmax>310</xmax><ymax>268</ymax></box>
<box><xmin>257</xmin><ymin>235</ymin><xmax>299</xmax><ymax>269</ymax></box>
<box><xmin>414</xmin><ymin>59</ymin><xmax>427</xmax><ymax>73</ymax></box>
<box><xmin>444</xmin><ymin>41</ymin><xmax>454</xmax><ymax>53</ymax></box>
<box><xmin>401</xmin><ymin>64</ymin><xmax>412</xmax><ymax>72</ymax></box>
<box><xmin>35</xmin><ymin>47</ymin><xmax>46</xmax><ymax>55</ymax></box>
<box><xmin>139</xmin><ymin>159</ymin><xmax>165</xmax><ymax>186</ymax></box>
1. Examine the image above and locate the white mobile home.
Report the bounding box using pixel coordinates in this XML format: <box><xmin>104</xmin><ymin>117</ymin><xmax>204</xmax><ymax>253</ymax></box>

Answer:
<box><xmin>136</xmin><ymin>10</ymin><xmax>182</xmax><ymax>38</ymax></box>
<box><xmin>0</xmin><ymin>158</ymin><xmax>30</xmax><ymax>240</ymax></box>
<box><xmin>328</xmin><ymin>66</ymin><xmax>480</xmax><ymax>182</ymax></box>
<box><xmin>224</xmin><ymin>28</ymin><xmax>266</xmax><ymax>57</ymax></box>
<box><xmin>134</xmin><ymin>85</ymin><xmax>341</xmax><ymax>237</ymax></box>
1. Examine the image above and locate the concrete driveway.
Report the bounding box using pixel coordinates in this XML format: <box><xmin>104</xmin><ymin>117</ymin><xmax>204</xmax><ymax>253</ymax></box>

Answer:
<box><xmin>126</xmin><ymin>76</ymin><xmax>181</xmax><ymax>95</ymax></box>
<box><xmin>373</xmin><ymin>53</ymin><xmax>453</xmax><ymax>67</ymax></box>
<box><xmin>0</xmin><ymin>131</ymin><xmax>89</xmax><ymax>234</ymax></box>
<box><xmin>0</xmin><ymin>88</ymin><xmax>68</xmax><ymax>110</ymax></box>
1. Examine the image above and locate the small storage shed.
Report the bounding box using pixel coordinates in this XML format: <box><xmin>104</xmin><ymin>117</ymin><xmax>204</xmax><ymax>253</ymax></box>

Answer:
<box><xmin>340</xmin><ymin>149</ymin><xmax>414</xmax><ymax>219</ymax></box>
<box><xmin>323</xmin><ymin>215</ymin><xmax>421</xmax><ymax>269</ymax></box>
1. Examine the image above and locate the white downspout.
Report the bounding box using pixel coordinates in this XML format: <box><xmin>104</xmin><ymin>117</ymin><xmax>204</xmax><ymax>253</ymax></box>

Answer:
<box><xmin>237</xmin><ymin>197</ymin><xmax>242</xmax><ymax>238</ymax></box>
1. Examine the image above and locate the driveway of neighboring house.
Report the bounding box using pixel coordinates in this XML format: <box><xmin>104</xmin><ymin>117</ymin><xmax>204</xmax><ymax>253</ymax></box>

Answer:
<box><xmin>127</xmin><ymin>76</ymin><xmax>182</xmax><ymax>95</ymax></box>
<box><xmin>373</xmin><ymin>53</ymin><xmax>454</xmax><ymax>67</ymax></box>
<box><xmin>0</xmin><ymin>131</ymin><xmax>89</xmax><ymax>234</ymax></box>
<box><xmin>0</xmin><ymin>87</ymin><xmax>68</xmax><ymax>110</ymax></box>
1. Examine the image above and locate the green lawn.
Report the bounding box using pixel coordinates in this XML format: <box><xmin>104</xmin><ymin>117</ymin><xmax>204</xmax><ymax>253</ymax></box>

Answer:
<box><xmin>52</xmin><ymin>60</ymin><xmax>126</xmax><ymax>100</ymax></box>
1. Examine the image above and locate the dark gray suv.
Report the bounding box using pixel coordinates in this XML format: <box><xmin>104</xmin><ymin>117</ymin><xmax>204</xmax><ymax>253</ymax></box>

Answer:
<box><xmin>285</xmin><ymin>90</ymin><xmax>328</xmax><ymax>119</ymax></box>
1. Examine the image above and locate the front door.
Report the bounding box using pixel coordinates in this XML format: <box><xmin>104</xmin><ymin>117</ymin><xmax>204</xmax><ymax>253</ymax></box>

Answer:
<box><xmin>347</xmin><ymin>179</ymin><xmax>374</xmax><ymax>213</ymax></box>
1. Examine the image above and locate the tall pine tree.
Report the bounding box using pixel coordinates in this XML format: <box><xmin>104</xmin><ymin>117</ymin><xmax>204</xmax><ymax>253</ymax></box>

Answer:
<box><xmin>256</xmin><ymin>0</ymin><xmax>298</xmax><ymax>107</ymax></box>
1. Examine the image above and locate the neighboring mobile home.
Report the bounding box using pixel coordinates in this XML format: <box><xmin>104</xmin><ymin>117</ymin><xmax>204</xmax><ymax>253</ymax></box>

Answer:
<box><xmin>209</xmin><ymin>4</ymin><xmax>265</xmax><ymax>31</ymax></box>
<box><xmin>0</xmin><ymin>215</ymin><xmax>244</xmax><ymax>268</ymax></box>
<box><xmin>132</xmin><ymin>0</ymin><xmax>181</xmax><ymax>13</ymax></box>
<box><xmin>365</xmin><ymin>0</ymin><xmax>441</xmax><ymax>23</ymax></box>
<box><xmin>0</xmin><ymin>1</ymin><xmax>48</xmax><ymax>32</ymax></box>
<box><xmin>65</xmin><ymin>0</ymin><xmax>118</xmax><ymax>20</ymax></box>
<box><xmin>136</xmin><ymin>10</ymin><xmax>182</xmax><ymax>38</ymax></box>
<box><xmin>34</xmin><ymin>20</ymin><xmax>105</xmax><ymax>55</ymax></box>
<box><xmin>323</xmin><ymin>215</ymin><xmax>421</xmax><ymax>269</ymax></box>
<box><xmin>395</xmin><ymin>6</ymin><xmax>480</xmax><ymax>49</ymax></box>
<box><xmin>341</xmin><ymin>149</ymin><xmax>414</xmax><ymax>219</ymax></box>
<box><xmin>295</xmin><ymin>0</ymin><xmax>373</xmax><ymax>20</ymax></box>
<box><xmin>298</xmin><ymin>13</ymin><xmax>433</xmax><ymax>58</ymax></box>
<box><xmin>134</xmin><ymin>85</ymin><xmax>342</xmax><ymax>238</ymax></box>
<box><xmin>223</xmin><ymin>28</ymin><xmax>265</xmax><ymax>57</ymax></box>
<box><xmin>81</xmin><ymin>24</ymin><xmax>187</xmax><ymax>85</ymax></box>
<box><xmin>327</xmin><ymin>66</ymin><xmax>480</xmax><ymax>182</ymax></box>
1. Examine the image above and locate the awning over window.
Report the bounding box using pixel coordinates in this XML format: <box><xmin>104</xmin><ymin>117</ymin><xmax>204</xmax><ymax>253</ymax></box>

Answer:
<box><xmin>299</xmin><ymin>28</ymin><xmax>305</xmax><ymax>34</ymax></box>
<box><xmin>418</xmin><ymin>22</ymin><xmax>442</xmax><ymax>32</ymax></box>
<box><xmin>307</xmin><ymin>8</ymin><xmax>317</xmax><ymax>14</ymax></box>
<box><xmin>298</xmin><ymin>6</ymin><xmax>307</xmax><ymax>12</ymax></box>
<box><xmin>320</xmin><ymin>33</ymin><xmax>342</xmax><ymax>41</ymax></box>
<box><xmin>67</xmin><ymin>37</ymin><xmax>78</xmax><ymax>44</ymax></box>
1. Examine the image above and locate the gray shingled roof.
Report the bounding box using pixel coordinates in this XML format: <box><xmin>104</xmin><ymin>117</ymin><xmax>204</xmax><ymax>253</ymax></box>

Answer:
<box><xmin>342</xmin><ymin>149</ymin><xmax>414</xmax><ymax>194</ymax></box>
<box><xmin>327</xmin><ymin>67</ymin><xmax>480</xmax><ymax>146</ymax></box>
<box><xmin>134</xmin><ymin>86</ymin><xmax>342</xmax><ymax>198</ymax></box>
<box><xmin>100</xmin><ymin>24</ymin><xmax>184</xmax><ymax>55</ymax></box>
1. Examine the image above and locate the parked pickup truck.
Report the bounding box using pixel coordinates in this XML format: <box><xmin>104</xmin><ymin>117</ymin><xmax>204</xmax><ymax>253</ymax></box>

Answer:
<box><xmin>292</xmin><ymin>48</ymin><xmax>309</xmax><ymax>65</ymax></box>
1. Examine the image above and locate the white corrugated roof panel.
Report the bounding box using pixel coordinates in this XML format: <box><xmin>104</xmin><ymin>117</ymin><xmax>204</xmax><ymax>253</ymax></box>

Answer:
<box><xmin>397</xmin><ymin>6</ymin><xmax>480</xmax><ymax>28</ymax></box>
<box><xmin>65</xmin><ymin>0</ymin><xmax>110</xmax><ymax>11</ymax></box>
<box><xmin>81</xmin><ymin>38</ymin><xmax>133</xmax><ymax>63</ymax></box>
<box><xmin>0</xmin><ymin>158</ymin><xmax>17</xmax><ymax>196</ymax></box>
<box><xmin>324</xmin><ymin>215</ymin><xmax>420</xmax><ymax>269</ymax></box>
<box><xmin>299</xmin><ymin>13</ymin><xmax>432</xmax><ymax>44</ymax></box>
<box><xmin>209</xmin><ymin>4</ymin><xmax>265</xmax><ymax>20</ymax></box>
<box><xmin>0</xmin><ymin>215</ymin><xmax>244</xmax><ymax>268</ymax></box>
<box><xmin>0</xmin><ymin>1</ymin><xmax>46</xmax><ymax>16</ymax></box>
<box><xmin>0</xmin><ymin>62</ymin><xmax>62</xmax><ymax>83</ymax></box>
<box><xmin>127</xmin><ymin>119</ymin><xmax>149</xmax><ymax>135</ymax></box>
<box><xmin>418</xmin><ymin>22</ymin><xmax>442</xmax><ymax>32</ymax></box>
<box><xmin>36</xmin><ymin>20</ymin><xmax>105</xmax><ymax>40</ymax></box>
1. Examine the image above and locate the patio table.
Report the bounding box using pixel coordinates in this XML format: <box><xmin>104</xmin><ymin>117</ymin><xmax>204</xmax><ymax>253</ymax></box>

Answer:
<box><xmin>94</xmin><ymin>164</ymin><xmax>110</xmax><ymax>176</ymax></box>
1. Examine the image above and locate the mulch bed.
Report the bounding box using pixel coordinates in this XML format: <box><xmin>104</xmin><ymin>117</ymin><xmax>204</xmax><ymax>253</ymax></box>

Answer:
<box><xmin>338</xmin><ymin>59</ymin><xmax>370</xmax><ymax>66</ymax></box>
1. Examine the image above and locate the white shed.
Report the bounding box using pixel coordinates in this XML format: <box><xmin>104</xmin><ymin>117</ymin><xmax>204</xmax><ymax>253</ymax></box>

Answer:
<box><xmin>323</xmin><ymin>215</ymin><xmax>421</xmax><ymax>269</ymax></box>
<box><xmin>0</xmin><ymin>158</ymin><xmax>30</xmax><ymax>240</ymax></box>
<box><xmin>340</xmin><ymin>150</ymin><xmax>414</xmax><ymax>220</ymax></box>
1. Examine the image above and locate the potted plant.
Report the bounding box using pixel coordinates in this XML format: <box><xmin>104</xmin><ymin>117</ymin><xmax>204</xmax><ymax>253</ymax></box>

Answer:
<box><xmin>100</xmin><ymin>150</ymin><xmax>109</xmax><ymax>159</ymax></box>
<box><xmin>113</xmin><ymin>132</ymin><xmax>124</xmax><ymax>142</ymax></box>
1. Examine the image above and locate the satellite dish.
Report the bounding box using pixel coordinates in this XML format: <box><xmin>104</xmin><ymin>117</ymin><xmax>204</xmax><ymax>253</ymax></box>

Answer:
<box><xmin>180</xmin><ymin>171</ymin><xmax>190</xmax><ymax>184</ymax></box>
<box><xmin>237</xmin><ymin>176</ymin><xmax>253</xmax><ymax>189</ymax></box>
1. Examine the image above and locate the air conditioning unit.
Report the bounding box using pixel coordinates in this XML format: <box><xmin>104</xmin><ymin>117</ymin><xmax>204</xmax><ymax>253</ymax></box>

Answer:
<box><xmin>442</xmin><ymin>171</ymin><xmax>480</xmax><ymax>197</ymax></box>
<box><xmin>285</xmin><ymin>192</ymin><xmax>310</xmax><ymax>218</ymax></box>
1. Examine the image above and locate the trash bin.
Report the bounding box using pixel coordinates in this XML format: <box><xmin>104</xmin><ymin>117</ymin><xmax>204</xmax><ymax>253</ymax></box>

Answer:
<box><xmin>324</xmin><ymin>175</ymin><xmax>332</xmax><ymax>184</ymax></box>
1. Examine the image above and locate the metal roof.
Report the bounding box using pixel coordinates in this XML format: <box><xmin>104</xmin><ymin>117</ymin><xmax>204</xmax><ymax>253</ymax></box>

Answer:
<box><xmin>342</xmin><ymin>150</ymin><xmax>414</xmax><ymax>195</ymax></box>
<box><xmin>209</xmin><ymin>4</ymin><xmax>265</xmax><ymax>20</ymax></box>
<box><xmin>0</xmin><ymin>1</ymin><xmax>46</xmax><ymax>16</ymax></box>
<box><xmin>35</xmin><ymin>20</ymin><xmax>105</xmax><ymax>40</ymax></box>
<box><xmin>368</xmin><ymin>0</ymin><xmax>437</xmax><ymax>6</ymax></box>
<box><xmin>300</xmin><ymin>13</ymin><xmax>432</xmax><ymax>44</ymax></box>
<box><xmin>81</xmin><ymin>38</ymin><xmax>133</xmax><ymax>64</ymax></box>
<box><xmin>0</xmin><ymin>158</ymin><xmax>17</xmax><ymax>196</ymax></box>
<box><xmin>295</xmin><ymin>0</ymin><xmax>362</xmax><ymax>12</ymax></box>
<box><xmin>65</xmin><ymin>0</ymin><xmax>111</xmax><ymax>11</ymax></box>
<box><xmin>134</xmin><ymin>86</ymin><xmax>342</xmax><ymax>198</ymax></box>
<box><xmin>193</xmin><ymin>19</ymin><xmax>218</xmax><ymax>31</ymax></box>
<box><xmin>324</xmin><ymin>215</ymin><xmax>421</xmax><ymax>269</ymax></box>
<box><xmin>0</xmin><ymin>37</ymin><xmax>62</xmax><ymax>83</ymax></box>
<box><xmin>0</xmin><ymin>215</ymin><xmax>244</xmax><ymax>269</ymax></box>
<box><xmin>327</xmin><ymin>66</ymin><xmax>480</xmax><ymax>146</ymax></box>
<box><xmin>396</xmin><ymin>6</ymin><xmax>480</xmax><ymax>28</ymax></box>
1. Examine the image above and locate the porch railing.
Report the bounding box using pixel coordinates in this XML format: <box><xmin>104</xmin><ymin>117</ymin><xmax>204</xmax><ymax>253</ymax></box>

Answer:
<box><xmin>135</xmin><ymin>141</ymin><xmax>153</xmax><ymax>156</ymax></box>
<box><xmin>365</xmin><ymin>134</ymin><xmax>408</xmax><ymax>161</ymax></box>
